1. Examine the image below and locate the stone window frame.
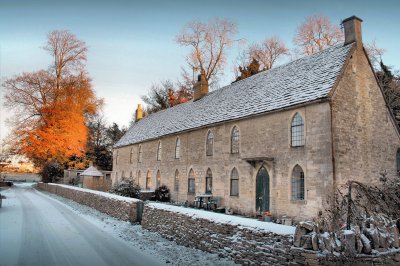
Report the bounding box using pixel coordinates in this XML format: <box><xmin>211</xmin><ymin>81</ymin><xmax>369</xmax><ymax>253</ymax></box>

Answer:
<box><xmin>206</xmin><ymin>130</ymin><xmax>214</xmax><ymax>157</ymax></box>
<box><xmin>205</xmin><ymin>168</ymin><xmax>213</xmax><ymax>194</ymax></box>
<box><xmin>188</xmin><ymin>169</ymin><xmax>195</xmax><ymax>194</ymax></box>
<box><xmin>146</xmin><ymin>170</ymin><xmax>151</xmax><ymax>190</ymax></box>
<box><xmin>157</xmin><ymin>141</ymin><xmax>162</xmax><ymax>161</ymax></box>
<box><xmin>231</xmin><ymin>126</ymin><xmax>240</xmax><ymax>154</ymax></box>
<box><xmin>291</xmin><ymin>112</ymin><xmax>305</xmax><ymax>147</ymax></box>
<box><xmin>174</xmin><ymin>169</ymin><xmax>179</xmax><ymax>192</ymax></box>
<box><xmin>175</xmin><ymin>137</ymin><xmax>181</xmax><ymax>159</ymax></box>
<box><xmin>138</xmin><ymin>145</ymin><xmax>142</xmax><ymax>163</ymax></box>
<box><xmin>230</xmin><ymin>167</ymin><xmax>239</xmax><ymax>196</ymax></box>
<box><xmin>129</xmin><ymin>147</ymin><xmax>134</xmax><ymax>164</ymax></box>
<box><xmin>291</xmin><ymin>164</ymin><xmax>305</xmax><ymax>201</ymax></box>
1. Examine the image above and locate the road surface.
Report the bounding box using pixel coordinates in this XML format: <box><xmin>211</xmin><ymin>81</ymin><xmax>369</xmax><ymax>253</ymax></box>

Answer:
<box><xmin>0</xmin><ymin>183</ymin><xmax>163</xmax><ymax>266</ymax></box>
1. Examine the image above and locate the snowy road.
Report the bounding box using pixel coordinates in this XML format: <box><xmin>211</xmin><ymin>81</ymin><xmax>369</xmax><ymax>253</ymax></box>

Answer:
<box><xmin>0</xmin><ymin>183</ymin><xmax>163</xmax><ymax>266</ymax></box>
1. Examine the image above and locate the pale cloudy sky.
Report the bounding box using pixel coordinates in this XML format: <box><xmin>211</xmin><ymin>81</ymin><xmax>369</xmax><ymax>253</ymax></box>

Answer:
<box><xmin>1</xmin><ymin>0</ymin><xmax>399</xmax><ymax>143</ymax></box>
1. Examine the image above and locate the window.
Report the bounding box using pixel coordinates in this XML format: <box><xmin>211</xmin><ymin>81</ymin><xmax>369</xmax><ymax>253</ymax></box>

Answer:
<box><xmin>130</xmin><ymin>147</ymin><xmax>134</xmax><ymax>164</ymax></box>
<box><xmin>188</xmin><ymin>169</ymin><xmax>195</xmax><ymax>193</ymax></box>
<box><xmin>121</xmin><ymin>171</ymin><xmax>125</xmax><ymax>179</ymax></box>
<box><xmin>292</xmin><ymin>165</ymin><xmax>305</xmax><ymax>200</ymax></box>
<box><xmin>206</xmin><ymin>131</ymin><xmax>214</xmax><ymax>156</ymax></box>
<box><xmin>174</xmin><ymin>170</ymin><xmax>179</xmax><ymax>191</ymax></box>
<box><xmin>175</xmin><ymin>138</ymin><xmax>181</xmax><ymax>159</ymax></box>
<box><xmin>231</xmin><ymin>126</ymin><xmax>240</xmax><ymax>154</ymax></box>
<box><xmin>291</xmin><ymin>113</ymin><xmax>305</xmax><ymax>147</ymax></box>
<box><xmin>130</xmin><ymin>171</ymin><xmax>133</xmax><ymax>179</ymax></box>
<box><xmin>137</xmin><ymin>145</ymin><xmax>143</xmax><ymax>163</ymax></box>
<box><xmin>156</xmin><ymin>170</ymin><xmax>161</xmax><ymax>189</ymax></box>
<box><xmin>146</xmin><ymin>171</ymin><xmax>151</xmax><ymax>189</ymax></box>
<box><xmin>137</xmin><ymin>170</ymin><xmax>141</xmax><ymax>186</ymax></box>
<box><xmin>230</xmin><ymin>168</ymin><xmax>239</xmax><ymax>196</ymax></box>
<box><xmin>115</xmin><ymin>172</ymin><xmax>119</xmax><ymax>183</ymax></box>
<box><xmin>205</xmin><ymin>168</ymin><xmax>212</xmax><ymax>194</ymax></box>
<box><xmin>116</xmin><ymin>150</ymin><xmax>119</xmax><ymax>165</ymax></box>
<box><xmin>157</xmin><ymin>141</ymin><xmax>162</xmax><ymax>161</ymax></box>
<box><xmin>397</xmin><ymin>148</ymin><xmax>400</xmax><ymax>174</ymax></box>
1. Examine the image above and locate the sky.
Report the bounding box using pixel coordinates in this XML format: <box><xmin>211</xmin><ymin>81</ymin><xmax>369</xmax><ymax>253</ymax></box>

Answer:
<box><xmin>1</xmin><ymin>0</ymin><xmax>399</xmax><ymax>143</ymax></box>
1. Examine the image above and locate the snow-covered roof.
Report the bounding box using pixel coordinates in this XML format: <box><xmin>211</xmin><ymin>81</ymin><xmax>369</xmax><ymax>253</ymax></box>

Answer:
<box><xmin>81</xmin><ymin>166</ymin><xmax>103</xmax><ymax>177</ymax></box>
<box><xmin>115</xmin><ymin>43</ymin><xmax>353</xmax><ymax>148</ymax></box>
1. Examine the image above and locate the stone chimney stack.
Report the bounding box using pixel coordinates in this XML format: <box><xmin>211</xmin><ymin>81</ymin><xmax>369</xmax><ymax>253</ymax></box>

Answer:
<box><xmin>135</xmin><ymin>104</ymin><xmax>143</xmax><ymax>122</ymax></box>
<box><xmin>193</xmin><ymin>69</ymin><xmax>209</xmax><ymax>101</ymax></box>
<box><xmin>342</xmin><ymin>16</ymin><xmax>363</xmax><ymax>48</ymax></box>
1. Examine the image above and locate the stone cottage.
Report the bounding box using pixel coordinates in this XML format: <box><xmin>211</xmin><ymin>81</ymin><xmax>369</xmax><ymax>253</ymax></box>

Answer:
<box><xmin>112</xmin><ymin>16</ymin><xmax>400</xmax><ymax>220</ymax></box>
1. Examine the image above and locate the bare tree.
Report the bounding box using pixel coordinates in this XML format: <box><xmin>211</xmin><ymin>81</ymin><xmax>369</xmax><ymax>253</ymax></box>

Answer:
<box><xmin>294</xmin><ymin>15</ymin><xmax>344</xmax><ymax>56</ymax></box>
<box><xmin>249</xmin><ymin>37</ymin><xmax>289</xmax><ymax>70</ymax></box>
<box><xmin>176</xmin><ymin>18</ymin><xmax>238</xmax><ymax>86</ymax></box>
<box><xmin>365</xmin><ymin>40</ymin><xmax>386</xmax><ymax>70</ymax></box>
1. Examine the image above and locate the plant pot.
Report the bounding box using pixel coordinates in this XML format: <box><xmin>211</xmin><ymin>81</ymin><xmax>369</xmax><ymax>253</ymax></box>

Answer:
<box><xmin>264</xmin><ymin>216</ymin><xmax>272</xmax><ymax>222</ymax></box>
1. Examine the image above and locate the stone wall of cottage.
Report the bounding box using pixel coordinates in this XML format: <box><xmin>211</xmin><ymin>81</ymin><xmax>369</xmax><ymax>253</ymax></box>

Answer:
<box><xmin>113</xmin><ymin>101</ymin><xmax>334</xmax><ymax>221</ymax></box>
<box><xmin>331</xmin><ymin>46</ymin><xmax>400</xmax><ymax>186</ymax></box>
<box><xmin>36</xmin><ymin>183</ymin><xmax>140</xmax><ymax>222</ymax></box>
<box><xmin>142</xmin><ymin>205</ymin><xmax>400</xmax><ymax>265</ymax></box>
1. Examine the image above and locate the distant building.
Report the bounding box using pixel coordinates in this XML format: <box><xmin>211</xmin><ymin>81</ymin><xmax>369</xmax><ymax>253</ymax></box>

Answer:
<box><xmin>63</xmin><ymin>167</ymin><xmax>112</xmax><ymax>192</ymax></box>
<box><xmin>112</xmin><ymin>17</ymin><xmax>400</xmax><ymax>221</ymax></box>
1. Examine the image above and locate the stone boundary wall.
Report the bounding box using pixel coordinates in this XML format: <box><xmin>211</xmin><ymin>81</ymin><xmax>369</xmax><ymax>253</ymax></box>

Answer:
<box><xmin>142</xmin><ymin>206</ymin><xmax>400</xmax><ymax>265</ymax></box>
<box><xmin>36</xmin><ymin>183</ymin><xmax>141</xmax><ymax>222</ymax></box>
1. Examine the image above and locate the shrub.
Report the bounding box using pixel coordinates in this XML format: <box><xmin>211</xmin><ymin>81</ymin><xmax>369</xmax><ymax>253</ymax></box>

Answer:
<box><xmin>152</xmin><ymin>185</ymin><xmax>170</xmax><ymax>202</ymax></box>
<box><xmin>109</xmin><ymin>179</ymin><xmax>141</xmax><ymax>199</ymax></box>
<box><xmin>40</xmin><ymin>160</ymin><xmax>64</xmax><ymax>183</ymax></box>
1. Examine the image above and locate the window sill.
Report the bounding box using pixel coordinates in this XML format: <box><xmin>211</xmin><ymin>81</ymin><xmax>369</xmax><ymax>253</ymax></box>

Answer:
<box><xmin>187</xmin><ymin>192</ymin><xmax>195</xmax><ymax>195</ymax></box>
<box><xmin>291</xmin><ymin>199</ymin><xmax>307</xmax><ymax>204</ymax></box>
<box><xmin>230</xmin><ymin>194</ymin><xmax>239</xmax><ymax>197</ymax></box>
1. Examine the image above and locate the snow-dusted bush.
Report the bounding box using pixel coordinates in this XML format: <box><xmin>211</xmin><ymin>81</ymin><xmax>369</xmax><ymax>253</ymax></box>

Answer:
<box><xmin>109</xmin><ymin>179</ymin><xmax>141</xmax><ymax>199</ymax></box>
<box><xmin>40</xmin><ymin>160</ymin><xmax>63</xmax><ymax>183</ymax></box>
<box><xmin>152</xmin><ymin>185</ymin><xmax>170</xmax><ymax>202</ymax></box>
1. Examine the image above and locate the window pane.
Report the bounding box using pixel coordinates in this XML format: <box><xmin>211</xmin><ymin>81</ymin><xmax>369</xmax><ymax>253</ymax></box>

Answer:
<box><xmin>174</xmin><ymin>171</ymin><xmax>179</xmax><ymax>191</ymax></box>
<box><xmin>291</xmin><ymin>113</ymin><xmax>305</xmax><ymax>147</ymax></box>
<box><xmin>292</xmin><ymin>165</ymin><xmax>305</xmax><ymax>200</ymax></box>
<box><xmin>175</xmin><ymin>138</ymin><xmax>180</xmax><ymax>159</ymax></box>
<box><xmin>230</xmin><ymin>179</ymin><xmax>239</xmax><ymax>196</ymax></box>
<box><xmin>231</xmin><ymin>127</ymin><xmax>239</xmax><ymax>154</ymax></box>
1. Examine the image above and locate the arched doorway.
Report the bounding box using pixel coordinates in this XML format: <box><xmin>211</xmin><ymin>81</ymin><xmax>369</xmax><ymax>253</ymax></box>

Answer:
<box><xmin>256</xmin><ymin>166</ymin><xmax>270</xmax><ymax>213</ymax></box>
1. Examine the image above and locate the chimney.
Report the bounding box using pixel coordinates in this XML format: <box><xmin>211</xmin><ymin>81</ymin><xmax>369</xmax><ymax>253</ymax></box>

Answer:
<box><xmin>342</xmin><ymin>16</ymin><xmax>363</xmax><ymax>48</ymax></box>
<box><xmin>135</xmin><ymin>104</ymin><xmax>143</xmax><ymax>122</ymax></box>
<box><xmin>193</xmin><ymin>69</ymin><xmax>209</xmax><ymax>101</ymax></box>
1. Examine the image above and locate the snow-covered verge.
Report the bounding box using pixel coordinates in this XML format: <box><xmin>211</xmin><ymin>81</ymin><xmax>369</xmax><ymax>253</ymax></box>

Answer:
<box><xmin>37</xmin><ymin>182</ymin><xmax>140</xmax><ymax>222</ymax></box>
<box><xmin>37</xmin><ymin>188</ymin><xmax>236</xmax><ymax>266</ymax></box>
<box><xmin>149</xmin><ymin>202</ymin><xmax>295</xmax><ymax>235</ymax></box>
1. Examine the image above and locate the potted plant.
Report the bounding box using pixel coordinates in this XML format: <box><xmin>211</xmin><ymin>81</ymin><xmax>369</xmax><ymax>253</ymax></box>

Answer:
<box><xmin>263</xmin><ymin>212</ymin><xmax>272</xmax><ymax>222</ymax></box>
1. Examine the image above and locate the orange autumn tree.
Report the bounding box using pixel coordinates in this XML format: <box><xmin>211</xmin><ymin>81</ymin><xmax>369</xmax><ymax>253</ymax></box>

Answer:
<box><xmin>3</xmin><ymin>30</ymin><xmax>101</xmax><ymax>167</ymax></box>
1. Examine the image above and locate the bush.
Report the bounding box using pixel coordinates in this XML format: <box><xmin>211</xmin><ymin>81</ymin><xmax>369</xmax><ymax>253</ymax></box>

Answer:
<box><xmin>109</xmin><ymin>179</ymin><xmax>141</xmax><ymax>199</ymax></box>
<box><xmin>40</xmin><ymin>160</ymin><xmax>64</xmax><ymax>183</ymax></box>
<box><xmin>152</xmin><ymin>185</ymin><xmax>170</xmax><ymax>202</ymax></box>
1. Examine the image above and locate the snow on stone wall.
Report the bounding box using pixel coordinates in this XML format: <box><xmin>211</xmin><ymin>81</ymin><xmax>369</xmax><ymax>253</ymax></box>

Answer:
<box><xmin>37</xmin><ymin>183</ymin><xmax>140</xmax><ymax>222</ymax></box>
<box><xmin>142</xmin><ymin>205</ymin><xmax>400</xmax><ymax>265</ymax></box>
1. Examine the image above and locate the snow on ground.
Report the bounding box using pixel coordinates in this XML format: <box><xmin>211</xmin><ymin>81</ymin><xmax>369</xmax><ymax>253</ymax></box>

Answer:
<box><xmin>37</xmin><ymin>186</ymin><xmax>236</xmax><ymax>265</ymax></box>
<box><xmin>149</xmin><ymin>203</ymin><xmax>296</xmax><ymax>235</ymax></box>
<box><xmin>47</xmin><ymin>183</ymin><xmax>141</xmax><ymax>203</ymax></box>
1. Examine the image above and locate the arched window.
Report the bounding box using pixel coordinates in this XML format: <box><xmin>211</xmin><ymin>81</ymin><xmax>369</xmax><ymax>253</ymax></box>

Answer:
<box><xmin>206</xmin><ymin>131</ymin><xmax>214</xmax><ymax>156</ymax></box>
<box><xmin>230</xmin><ymin>168</ymin><xmax>239</xmax><ymax>196</ymax></box>
<box><xmin>137</xmin><ymin>170</ymin><xmax>141</xmax><ymax>186</ymax></box>
<box><xmin>115</xmin><ymin>150</ymin><xmax>119</xmax><ymax>165</ymax></box>
<box><xmin>175</xmin><ymin>138</ymin><xmax>181</xmax><ymax>159</ymax></box>
<box><xmin>205</xmin><ymin>168</ymin><xmax>212</xmax><ymax>194</ymax></box>
<box><xmin>231</xmin><ymin>126</ymin><xmax>240</xmax><ymax>154</ymax></box>
<box><xmin>121</xmin><ymin>171</ymin><xmax>125</xmax><ymax>179</ymax></box>
<box><xmin>156</xmin><ymin>170</ymin><xmax>161</xmax><ymax>189</ymax></box>
<box><xmin>174</xmin><ymin>170</ymin><xmax>179</xmax><ymax>191</ymax></box>
<box><xmin>397</xmin><ymin>148</ymin><xmax>400</xmax><ymax>174</ymax></box>
<box><xmin>138</xmin><ymin>145</ymin><xmax>142</xmax><ymax>163</ymax></box>
<box><xmin>292</xmin><ymin>165</ymin><xmax>305</xmax><ymax>200</ymax></box>
<box><xmin>130</xmin><ymin>147</ymin><xmax>134</xmax><ymax>164</ymax></box>
<box><xmin>291</xmin><ymin>113</ymin><xmax>305</xmax><ymax>147</ymax></box>
<box><xmin>130</xmin><ymin>171</ymin><xmax>133</xmax><ymax>179</ymax></box>
<box><xmin>146</xmin><ymin>170</ymin><xmax>151</xmax><ymax>189</ymax></box>
<box><xmin>188</xmin><ymin>169</ymin><xmax>195</xmax><ymax>193</ymax></box>
<box><xmin>157</xmin><ymin>141</ymin><xmax>162</xmax><ymax>161</ymax></box>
